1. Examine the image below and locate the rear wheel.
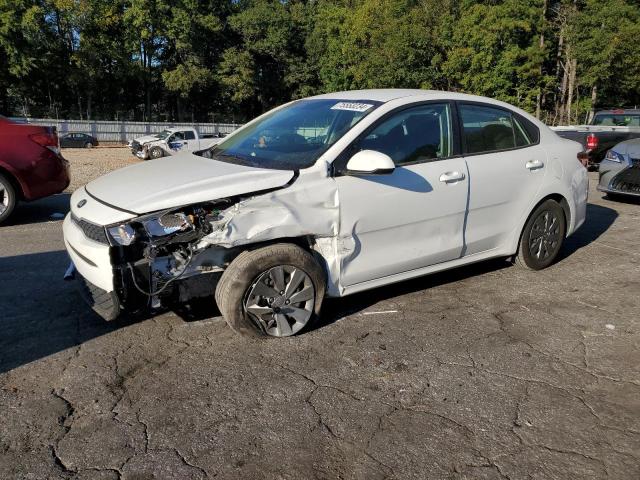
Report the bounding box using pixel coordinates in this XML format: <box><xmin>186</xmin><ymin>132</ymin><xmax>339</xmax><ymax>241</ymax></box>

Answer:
<box><xmin>0</xmin><ymin>173</ymin><xmax>17</xmax><ymax>224</ymax></box>
<box><xmin>85</xmin><ymin>142</ymin><xmax>93</xmax><ymax>149</ymax></box>
<box><xmin>516</xmin><ymin>199</ymin><xmax>566</xmax><ymax>270</ymax></box>
<box><xmin>215</xmin><ymin>243</ymin><xmax>325</xmax><ymax>338</ymax></box>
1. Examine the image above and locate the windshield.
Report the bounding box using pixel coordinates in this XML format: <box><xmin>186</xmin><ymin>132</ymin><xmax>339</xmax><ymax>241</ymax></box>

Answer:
<box><xmin>202</xmin><ymin>99</ymin><xmax>381</xmax><ymax>170</ymax></box>
<box><xmin>155</xmin><ymin>130</ymin><xmax>172</xmax><ymax>140</ymax></box>
<box><xmin>592</xmin><ymin>114</ymin><xmax>640</xmax><ymax>127</ymax></box>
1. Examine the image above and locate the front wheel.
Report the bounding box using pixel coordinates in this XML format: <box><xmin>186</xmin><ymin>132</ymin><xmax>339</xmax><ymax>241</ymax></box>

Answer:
<box><xmin>515</xmin><ymin>199</ymin><xmax>566</xmax><ymax>270</ymax></box>
<box><xmin>85</xmin><ymin>142</ymin><xmax>93</xmax><ymax>149</ymax></box>
<box><xmin>215</xmin><ymin>244</ymin><xmax>326</xmax><ymax>338</ymax></box>
<box><xmin>0</xmin><ymin>173</ymin><xmax>17</xmax><ymax>224</ymax></box>
<box><xmin>149</xmin><ymin>147</ymin><xmax>163</xmax><ymax>159</ymax></box>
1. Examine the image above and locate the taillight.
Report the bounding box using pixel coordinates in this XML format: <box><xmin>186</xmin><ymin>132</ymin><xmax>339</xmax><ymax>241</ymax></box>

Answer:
<box><xmin>29</xmin><ymin>132</ymin><xmax>60</xmax><ymax>155</ymax></box>
<box><xmin>586</xmin><ymin>133</ymin><xmax>598</xmax><ymax>150</ymax></box>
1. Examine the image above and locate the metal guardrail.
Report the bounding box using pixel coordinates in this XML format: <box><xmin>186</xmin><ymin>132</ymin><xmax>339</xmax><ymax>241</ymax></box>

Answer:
<box><xmin>9</xmin><ymin>118</ymin><xmax>242</xmax><ymax>143</ymax></box>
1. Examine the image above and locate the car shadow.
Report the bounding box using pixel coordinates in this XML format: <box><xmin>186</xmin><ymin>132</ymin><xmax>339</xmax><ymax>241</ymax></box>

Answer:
<box><xmin>557</xmin><ymin>202</ymin><xmax>618</xmax><ymax>261</ymax></box>
<box><xmin>0</xmin><ymin>250</ymin><xmax>135</xmax><ymax>374</ymax></box>
<box><xmin>600</xmin><ymin>192</ymin><xmax>640</xmax><ymax>205</ymax></box>
<box><xmin>317</xmin><ymin>201</ymin><xmax>620</xmax><ymax>329</ymax></box>
<box><xmin>0</xmin><ymin>202</ymin><xmax>620</xmax><ymax>369</ymax></box>
<box><xmin>3</xmin><ymin>193</ymin><xmax>71</xmax><ymax>226</ymax></box>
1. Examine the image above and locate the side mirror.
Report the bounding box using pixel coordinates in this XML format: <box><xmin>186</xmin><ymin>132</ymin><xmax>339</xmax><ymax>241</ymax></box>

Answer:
<box><xmin>345</xmin><ymin>150</ymin><xmax>395</xmax><ymax>175</ymax></box>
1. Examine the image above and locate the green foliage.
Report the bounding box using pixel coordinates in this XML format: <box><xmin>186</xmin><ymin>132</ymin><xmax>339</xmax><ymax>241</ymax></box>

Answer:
<box><xmin>1</xmin><ymin>0</ymin><xmax>639</xmax><ymax>121</ymax></box>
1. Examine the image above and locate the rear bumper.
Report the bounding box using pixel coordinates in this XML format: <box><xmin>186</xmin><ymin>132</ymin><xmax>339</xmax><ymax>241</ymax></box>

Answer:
<box><xmin>23</xmin><ymin>152</ymin><xmax>70</xmax><ymax>200</ymax></box>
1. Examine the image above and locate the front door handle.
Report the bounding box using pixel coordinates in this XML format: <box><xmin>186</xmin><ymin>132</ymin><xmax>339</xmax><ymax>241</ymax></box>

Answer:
<box><xmin>526</xmin><ymin>160</ymin><xmax>544</xmax><ymax>170</ymax></box>
<box><xmin>439</xmin><ymin>171</ymin><xmax>465</xmax><ymax>183</ymax></box>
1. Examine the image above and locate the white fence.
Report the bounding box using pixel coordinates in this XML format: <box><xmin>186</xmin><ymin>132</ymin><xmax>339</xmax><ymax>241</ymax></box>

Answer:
<box><xmin>9</xmin><ymin>118</ymin><xmax>242</xmax><ymax>144</ymax></box>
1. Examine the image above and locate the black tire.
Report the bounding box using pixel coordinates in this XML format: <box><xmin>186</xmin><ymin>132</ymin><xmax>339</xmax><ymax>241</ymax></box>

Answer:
<box><xmin>85</xmin><ymin>142</ymin><xmax>93</xmax><ymax>149</ymax></box>
<box><xmin>215</xmin><ymin>243</ymin><xmax>326</xmax><ymax>338</ymax></box>
<box><xmin>75</xmin><ymin>274</ymin><xmax>120</xmax><ymax>321</ymax></box>
<box><xmin>149</xmin><ymin>147</ymin><xmax>163</xmax><ymax>159</ymax></box>
<box><xmin>0</xmin><ymin>172</ymin><xmax>17</xmax><ymax>224</ymax></box>
<box><xmin>515</xmin><ymin>199</ymin><xmax>566</xmax><ymax>270</ymax></box>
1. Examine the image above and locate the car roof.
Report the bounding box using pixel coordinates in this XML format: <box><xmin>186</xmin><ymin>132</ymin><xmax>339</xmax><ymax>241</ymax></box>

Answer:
<box><xmin>308</xmin><ymin>88</ymin><xmax>520</xmax><ymax>108</ymax></box>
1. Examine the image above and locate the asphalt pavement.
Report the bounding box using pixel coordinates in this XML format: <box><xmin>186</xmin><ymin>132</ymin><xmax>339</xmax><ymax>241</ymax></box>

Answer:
<box><xmin>1</xmin><ymin>173</ymin><xmax>638</xmax><ymax>479</ymax></box>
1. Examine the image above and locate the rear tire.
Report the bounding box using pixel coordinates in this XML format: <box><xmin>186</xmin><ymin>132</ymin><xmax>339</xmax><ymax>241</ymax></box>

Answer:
<box><xmin>0</xmin><ymin>173</ymin><xmax>17</xmax><ymax>224</ymax></box>
<box><xmin>215</xmin><ymin>243</ymin><xmax>326</xmax><ymax>338</ymax></box>
<box><xmin>85</xmin><ymin>142</ymin><xmax>93</xmax><ymax>149</ymax></box>
<box><xmin>515</xmin><ymin>199</ymin><xmax>566</xmax><ymax>270</ymax></box>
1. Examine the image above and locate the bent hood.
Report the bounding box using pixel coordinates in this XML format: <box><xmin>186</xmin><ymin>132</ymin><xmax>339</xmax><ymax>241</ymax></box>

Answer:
<box><xmin>85</xmin><ymin>153</ymin><xmax>295</xmax><ymax>214</ymax></box>
<box><xmin>134</xmin><ymin>135</ymin><xmax>161</xmax><ymax>144</ymax></box>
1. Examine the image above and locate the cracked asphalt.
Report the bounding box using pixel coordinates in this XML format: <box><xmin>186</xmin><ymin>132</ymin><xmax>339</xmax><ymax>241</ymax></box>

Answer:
<box><xmin>1</xmin><ymin>172</ymin><xmax>639</xmax><ymax>479</ymax></box>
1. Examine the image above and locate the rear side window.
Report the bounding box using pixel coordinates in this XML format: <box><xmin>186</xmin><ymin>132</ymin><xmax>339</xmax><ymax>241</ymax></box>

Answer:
<box><xmin>183</xmin><ymin>131</ymin><xmax>196</xmax><ymax>140</ymax></box>
<box><xmin>460</xmin><ymin>104</ymin><xmax>534</xmax><ymax>154</ymax></box>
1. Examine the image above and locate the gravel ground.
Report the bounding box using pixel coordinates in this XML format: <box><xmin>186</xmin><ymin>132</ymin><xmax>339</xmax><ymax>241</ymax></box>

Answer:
<box><xmin>62</xmin><ymin>147</ymin><xmax>139</xmax><ymax>193</ymax></box>
<box><xmin>0</xmin><ymin>170</ymin><xmax>639</xmax><ymax>480</ymax></box>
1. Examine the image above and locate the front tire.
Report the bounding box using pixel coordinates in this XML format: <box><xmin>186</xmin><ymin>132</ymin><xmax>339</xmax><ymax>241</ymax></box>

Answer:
<box><xmin>85</xmin><ymin>142</ymin><xmax>93</xmax><ymax>149</ymax></box>
<box><xmin>0</xmin><ymin>173</ymin><xmax>17</xmax><ymax>224</ymax></box>
<box><xmin>149</xmin><ymin>147</ymin><xmax>163</xmax><ymax>159</ymax></box>
<box><xmin>215</xmin><ymin>243</ymin><xmax>326</xmax><ymax>338</ymax></box>
<box><xmin>515</xmin><ymin>199</ymin><xmax>566</xmax><ymax>270</ymax></box>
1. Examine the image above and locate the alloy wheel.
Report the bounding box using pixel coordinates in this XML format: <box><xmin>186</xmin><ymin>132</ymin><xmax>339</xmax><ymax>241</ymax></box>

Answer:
<box><xmin>243</xmin><ymin>265</ymin><xmax>315</xmax><ymax>337</ymax></box>
<box><xmin>0</xmin><ymin>184</ymin><xmax>8</xmax><ymax>215</ymax></box>
<box><xmin>528</xmin><ymin>210</ymin><xmax>561</xmax><ymax>261</ymax></box>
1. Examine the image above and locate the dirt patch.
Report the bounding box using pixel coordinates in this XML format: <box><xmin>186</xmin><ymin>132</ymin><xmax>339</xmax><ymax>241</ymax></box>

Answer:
<box><xmin>62</xmin><ymin>147</ymin><xmax>140</xmax><ymax>193</ymax></box>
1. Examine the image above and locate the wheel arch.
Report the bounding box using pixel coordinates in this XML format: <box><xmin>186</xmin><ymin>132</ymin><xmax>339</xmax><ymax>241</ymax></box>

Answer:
<box><xmin>510</xmin><ymin>192</ymin><xmax>572</xmax><ymax>257</ymax></box>
<box><xmin>0</xmin><ymin>164</ymin><xmax>25</xmax><ymax>200</ymax></box>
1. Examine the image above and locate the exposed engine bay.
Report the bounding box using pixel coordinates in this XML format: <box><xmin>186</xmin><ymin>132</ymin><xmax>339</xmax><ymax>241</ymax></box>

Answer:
<box><xmin>108</xmin><ymin>198</ymin><xmax>242</xmax><ymax>313</ymax></box>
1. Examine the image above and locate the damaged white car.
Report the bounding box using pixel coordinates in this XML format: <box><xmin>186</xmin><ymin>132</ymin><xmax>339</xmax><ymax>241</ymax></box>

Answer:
<box><xmin>63</xmin><ymin>89</ymin><xmax>588</xmax><ymax>337</ymax></box>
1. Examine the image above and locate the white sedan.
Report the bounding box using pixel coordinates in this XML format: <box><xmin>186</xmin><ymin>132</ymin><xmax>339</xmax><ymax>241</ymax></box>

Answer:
<box><xmin>63</xmin><ymin>89</ymin><xmax>588</xmax><ymax>337</ymax></box>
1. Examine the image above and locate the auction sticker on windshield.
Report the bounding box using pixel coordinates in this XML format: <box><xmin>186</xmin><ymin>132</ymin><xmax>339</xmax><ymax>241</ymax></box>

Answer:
<box><xmin>331</xmin><ymin>102</ymin><xmax>374</xmax><ymax>112</ymax></box>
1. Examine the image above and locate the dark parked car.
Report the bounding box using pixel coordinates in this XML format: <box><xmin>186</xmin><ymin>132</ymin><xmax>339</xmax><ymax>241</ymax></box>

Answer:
<box><xmin>0</xmin><ymin>116</ymin><xmax>70</xmax><ymax>223</ymax></box>
<box><xmin>60</xmin><ymin>132</ymin><xmax>99</xmax><ymax>148</ymax></box>
<box><xmin>552</xmin><ymin>109</ymin><xmax>640</xmax><ymax>169</ymax></box>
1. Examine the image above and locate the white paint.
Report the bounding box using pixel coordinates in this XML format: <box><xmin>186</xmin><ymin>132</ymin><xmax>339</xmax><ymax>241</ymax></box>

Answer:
<box><xmin>605</xmin><ymin>324</ymin><xmax>615</xmax><ymax>330</ymax></box>
<box><xmin>62</xmin><ymin>89</ymin><xmax>589</xmax><ymax>305</ymax></box>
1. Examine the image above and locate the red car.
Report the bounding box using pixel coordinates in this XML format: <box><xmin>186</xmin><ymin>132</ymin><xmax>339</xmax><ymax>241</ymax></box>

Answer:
<box><xmin>0</xmin><ymin>116</ymin><xmax>70</xmax><ymax>223</ymax></box>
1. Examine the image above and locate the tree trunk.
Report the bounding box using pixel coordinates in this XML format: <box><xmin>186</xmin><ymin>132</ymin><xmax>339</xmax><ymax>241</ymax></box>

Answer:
<box><xmin>566</xmin><ymin>58</ymin><xmax>577</xmax><ymax>124</ymax></box>
<box><xmin>536</xmin><ymin>0</ymin><xmax>548</xmax><ymax>119</ymax></box>
<box><xmin>87</xmin><ymin>90</ymin><xmax>92</xmax><ymax>120</ymax></box>
<box><xmin>589</xmin><ymin>85</ymin><xmax>597</xmax><ymax>123</ymax></box>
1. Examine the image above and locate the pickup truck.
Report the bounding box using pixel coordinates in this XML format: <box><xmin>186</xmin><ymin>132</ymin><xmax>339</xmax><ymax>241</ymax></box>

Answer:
<box><xmin>129</xmin><ymin>127</ymin><xmax>225</xmax><ymax>160</ymax></box>
<box><xmin>551</xmin><ymin>109</ymin><xmax>640</xmax><ymax>169</ymax></box>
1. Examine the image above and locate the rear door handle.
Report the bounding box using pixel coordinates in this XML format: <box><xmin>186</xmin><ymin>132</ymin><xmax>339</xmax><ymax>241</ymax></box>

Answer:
<box><xmin>439</xmin><ymin>171</ymin><xmax>465</xmax><ymax>183</ymax></box>
<box><xmin>526</xmin><ymin>160</ymin><xmax>544</xmax><ymax>170</ymax></box>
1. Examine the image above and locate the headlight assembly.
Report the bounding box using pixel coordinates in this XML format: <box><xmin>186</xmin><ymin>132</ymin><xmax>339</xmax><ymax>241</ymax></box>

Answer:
<box><xmin>605</xmin><ymin>150</ymin><xmax>625</xmax><ymax>163</ymax></box>
<box><xmin>107</xmin><ymin>224</ymin><xmax>137</xmax><ymax>246</ymax></box>
<box><xmin>106</xmin><ymin>210</ymin><xmax>197</xmax><ymax>247</ymax></box>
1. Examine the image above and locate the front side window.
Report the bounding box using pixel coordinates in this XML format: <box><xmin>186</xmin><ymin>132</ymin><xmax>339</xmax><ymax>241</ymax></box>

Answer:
<box><xmin>202</xmin><ymin>99</ymin><xmax>381</xmax><ymax>170</ymax></box>
<box><xmin>460</xmin><ymin>104</ymin><xmax>532</xmax><ymax>154</ymax></box>
<box><xmin>358</xmin><ymin>103</ymin><xmax>453</xmax><ymax>166</ymax></box>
